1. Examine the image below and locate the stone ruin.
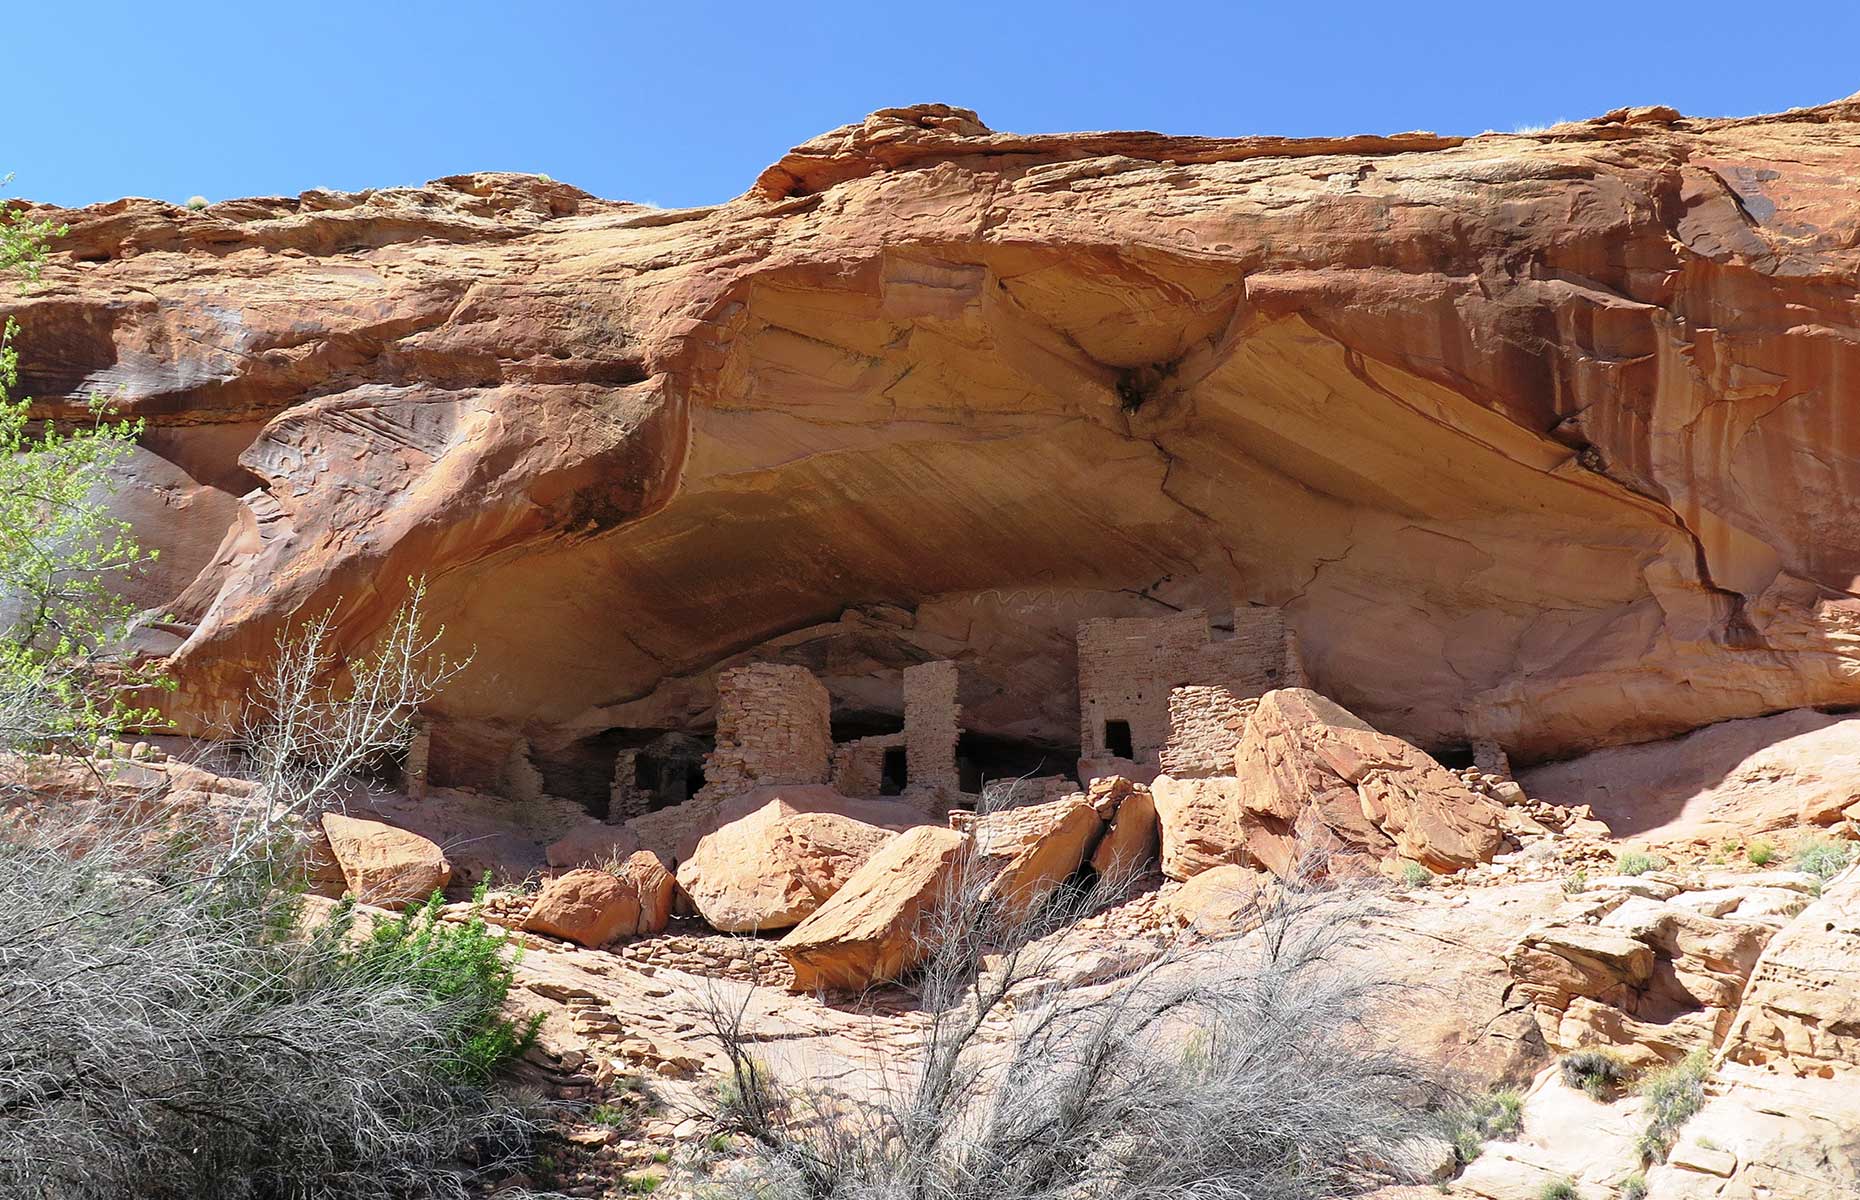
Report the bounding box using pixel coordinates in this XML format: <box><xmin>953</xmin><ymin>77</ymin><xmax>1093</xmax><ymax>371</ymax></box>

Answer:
<box><xmin>609</xmin><ymin>732</ymin><xmax>709</xmax><ymax>822</ymax></box>
<box><xmin>692</xmin><ymin>663</ymin><xmax>834</xmax><ymax>806</ymax></box>
<box><xmin>681</xmin><ymin>660</ymin><xmax>963</xmax><ymax>813</ymax></box>
<box><xmin>824</xmin><ymin>662</ymin><xmax>960</xmax><ymax>807</ymax></box>
<box><xmin>1077</xmin><ymin>606</ymin><xmax>1304</xmax><ymax>783</ymax></box>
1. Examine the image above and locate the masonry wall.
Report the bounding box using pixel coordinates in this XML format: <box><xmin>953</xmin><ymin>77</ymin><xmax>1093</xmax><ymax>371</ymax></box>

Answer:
<box><xmin>903</xmin><ymin>660</ymin><xmax>961</xmax><ymax>804</ymax></box>
<box><xmin>1159</xmin><ymin>686</ymin><xmax>1257</xmax><ymax>778</ymax></box>
<box><xmin>1078</xmin><ymin>606</ymin><xmax>1297</xmax><ymax>770</ymax></box>
<box><xmin>697</xmin><ymin>663</ymin><xmax>832</xmax><ymax>801</ymax></box>
<box><xmin>829</xmin><ymin>732</ymin><xmax>904</xmax><ymax>797</ymax></box>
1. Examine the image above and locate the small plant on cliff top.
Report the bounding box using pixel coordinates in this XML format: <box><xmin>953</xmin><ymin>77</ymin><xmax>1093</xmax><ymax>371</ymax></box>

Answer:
<box><xmin>1560</xmin><ymin>1048</ymin><xmax>1632</xmax><ymax>1100</ymax></box>
<box><xmin>1613</xmin><ymin>851</ymin><xmax>1665</xmax><ymax>877</ymax></box>
<box><xmin>1792</xmin><ymin>836</ymin><xmax>1852</xmax><ymax>882</ymax></box>
<box><xmin>1635</xmin><ymin>1050</ymin><xmax>1711</xmax><ymax>1164</ymax></box>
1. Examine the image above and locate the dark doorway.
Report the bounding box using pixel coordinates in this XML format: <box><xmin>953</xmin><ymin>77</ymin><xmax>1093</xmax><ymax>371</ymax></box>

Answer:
<box><xmin>1432</xmin><ymin>743</ymin><xmax>1477</xmax><ymax>770</ymax></box>
<box><xmin>880</xmin><ymin>747</ymin><xmax>909</xmax><ymax>796</ymax></box>
<box><xmin>957</xmin><ymin>731</ymin><xmax>1081</xmax><ymax>794</ymax></box>
<box><xmin>1103</xmin><ymin>719</ymin><xmax>1134</xmax><ymax>760</ymax></box>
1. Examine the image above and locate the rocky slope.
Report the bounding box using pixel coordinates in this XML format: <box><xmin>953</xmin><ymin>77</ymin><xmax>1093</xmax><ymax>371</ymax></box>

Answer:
<box><xmin>12</xmin><ymin>96</ymin><xmax>1860</xmax><ymax>800</ymax></box>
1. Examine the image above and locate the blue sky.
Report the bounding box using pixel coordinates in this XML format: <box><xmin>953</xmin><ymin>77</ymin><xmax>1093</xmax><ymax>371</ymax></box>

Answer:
<box><xmin>13</xmin><ymin>1</ymin><xmax>1859</xmax><ymax>209</ymax></box>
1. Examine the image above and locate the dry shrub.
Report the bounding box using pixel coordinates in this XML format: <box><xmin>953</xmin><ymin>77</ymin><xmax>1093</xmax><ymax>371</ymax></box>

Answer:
<box><xmin>696</xmin><ymin>832</ymin><xmax>1440</xmax><ymax>1200</ymax></box>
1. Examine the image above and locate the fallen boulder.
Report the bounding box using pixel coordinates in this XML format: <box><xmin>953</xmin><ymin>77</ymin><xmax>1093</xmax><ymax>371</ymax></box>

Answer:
<box><xmin>546</xmin><ymin>821</ymin><xmax>642</xmax><ymax>870</ymax></box>
<box><xmin>1235</xmin><ymin>688</ymin><xmax>1505</xmax><ymax>874</ymax></box>
<box><xmin>974</xmin><ymin>795</ymin><xmax>1103</xmax><ymax>919</ymax></box>
<box><xmin>1089</xmin><ymin>779</ymin><xmax>1159</xmax><ymax>887</ymax></box>
<box><xmin>320</xmin><ymin>813</ymin><xmax>452</xmax><ymax>910</ymax></box>
<box><xmin>1148</xmin><ymin>774</ymin><xmax>1250</xmax><ymax>880</ymax></box>
<box><xmin>676</xmin><ymin>788</ymin><xmax>914</xmax><ymax>932</ymax></box>
<box><xmin>616</xmin><ymin>850</ymin><xmax>677</xmax><ymax>935</ymax></box>
<box><xmin>779</xmin><ymin>825</ymin><xmax>968</xmax><ymax>992</ymax></box>
<box><xmin>1162</xmin><ymin>863</ymin><xmax>1263</xmax><ymax>933</ymax></box>
<box><xmin>523</xmin><ymin>868</ymin><xmax>643</xmax><ymax>948</ymax></box>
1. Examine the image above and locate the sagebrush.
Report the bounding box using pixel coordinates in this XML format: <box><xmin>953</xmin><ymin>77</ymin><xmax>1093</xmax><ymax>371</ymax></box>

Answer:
<box><xmin>697</xmin><ymin>831</ymin><xmax>1441</xmax><ymax>1200</ymax></box>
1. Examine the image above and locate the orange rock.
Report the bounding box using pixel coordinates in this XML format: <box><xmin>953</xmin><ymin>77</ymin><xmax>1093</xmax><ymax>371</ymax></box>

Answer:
<box><xmin>974</xmin><ymin>796</ymin><xmax>1103</xmax><ymax>919</ymax></box>
<box><xmin>778</xmin><ymin>825</ymin><xmax>968</xmax><ymax>992</ymax></box>
<box><xmin>1148</xmin><ymin>775</ymin><xmax>1250</xmax><ymax>881</ymax></box>
<box><xmin>32</xmin><ymin>98</ymin><xmax>1860</xmax><ymax>790</ymax></box>
<box><xmin>675</xmin><ymin>788</ymin><xmax>915</xmax><ymax>932</ymax></box>
<box><xmin>546</xmin><ymin>822</ymin><xmax>642</xmax><ymax>869</ymax></box>
<box><xmin>1234</xmin><ymin>690</ymin><xmax>1505</xmax><ymax>874</ymax></box>
<box><xmin>1089</xmin><ymin>782</ymin><xmax>1159</xmax><ymax>887</ymax></box>
<box><xmin>522</xmin><ymin>868</ymin><xmax>642</xmax><ymax>948</ymax></box>
<box><xmin>1162</xmin><ymin>864</ymin><xmax>1264</xmax><ymax>933</ymax></box>
<box><xmin>616</xmin><ymin>850</ymin><xmax>676</xmax><ymax>935</ymax></box>
<box><xmin>319</xmin><ymin>813</ymin><xmax>451</xmax><ymax>910</ymax></box>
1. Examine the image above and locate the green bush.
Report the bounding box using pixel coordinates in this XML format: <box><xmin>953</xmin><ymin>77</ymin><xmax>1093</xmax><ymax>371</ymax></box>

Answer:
<box><xmin>335</xmin><ymin>879</ymin><xmax>542</xmax><ymax>1081</ymax></box>
<box><xmin>1792</xmin><ymin>837</ymin><xmax>1852</xmax><ymax>882</ymax></box>
<box><xmin>1745</xmin><ymin>838</ymin><xmax>1776</xmax><ymax>867</ymax></box>
<box><xmin>1562</xmin><ymin>867</ymin><xmax>1588</xmax><ymax>895</ymax></box>
<box><xmin>1613</xmin><ymin>851</ymin><xmax>1665</xmax><ymax>877</ymax></box>
<box><xmin>1446</xmin><ymin>1088</ymin><xmax>1524</xmax><ymax>1162</ymax></box>
<box><xmin>1538</xmin><ymin>1178</ymin><xmax>1577</xmax><ymax>1200</ymax></box>
<box><xmin>1620</xmin><ymin>1170</ymin><xmax>1648</xmax><ymax>1199</ymax></box>
<box><xmin>185</xmin><ymin>195</ymin><xmax>209</xmax><ymax>210</ymax></box>
<box><xmin>1399</xmin><ymin>860</ymin><xmax>1431</xmax><ymax>888</ymax></box>
<box><xmin>1560</xmin><ymin>1048</ymin><xmax>1631</xmax><ymax>1100</ymax></box>
<box><xmin>1636</xmin><ymin>1050</ymin><xmax>1709</xmax><ymax>1164</ymax></box>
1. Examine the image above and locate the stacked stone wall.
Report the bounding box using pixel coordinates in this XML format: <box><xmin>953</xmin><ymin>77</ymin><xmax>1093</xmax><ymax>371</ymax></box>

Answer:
<box><xmin>696</xmin><ymin>663</ymin><xmax>832</xmax><ymax>804</ymax></box>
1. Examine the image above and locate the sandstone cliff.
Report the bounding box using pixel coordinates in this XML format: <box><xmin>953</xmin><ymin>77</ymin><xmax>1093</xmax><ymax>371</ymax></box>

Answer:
<box><xmin>11</xmin><ymin>96</ymin><xmax>1860</xmax><ymax>792</ymax></box>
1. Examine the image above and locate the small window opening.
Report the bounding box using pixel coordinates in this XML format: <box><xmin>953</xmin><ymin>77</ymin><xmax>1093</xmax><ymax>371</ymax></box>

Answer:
<box><xmin>1103</xmin><ymin>719</ymin><xmax>1134</xmax><ymax>760</ymax></box>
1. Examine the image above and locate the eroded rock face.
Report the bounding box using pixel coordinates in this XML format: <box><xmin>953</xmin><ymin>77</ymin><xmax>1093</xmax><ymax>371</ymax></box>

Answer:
<box><xmin>1724</xmin><ymin>868</ymin><xmax>1860</xmax><ymax>1070</ymax></box>
<box><xmin>1520</xmin><ymin>708</ymin><xmax>1860</xmax><ymax>843</ymax></box>
<box><xmin>1234</xmin><ymin>688</ymin><xmax>1506</xmax><ymax>873</ymax></box>
<box><xmin>14</xmin><ymin>99</ymin><xmax>1860</xmax><ymax>788</ymax></box>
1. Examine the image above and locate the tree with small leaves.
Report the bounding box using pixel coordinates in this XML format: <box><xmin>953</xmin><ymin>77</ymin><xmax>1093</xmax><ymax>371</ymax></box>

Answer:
<box><xmin>0</xmin><ymin>184</ymin><xmax>162</xmax><ymax>755</ymax></box>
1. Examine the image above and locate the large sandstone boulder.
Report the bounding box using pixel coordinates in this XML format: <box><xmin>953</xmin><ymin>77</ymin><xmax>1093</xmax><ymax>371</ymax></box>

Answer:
<box><xmin>1235</xmin><ymin>689</ymin><xmax>1505</xmax><ymax>874</ymax></box>
<box><xmin>1088</xmin><ymin>779</ymin><xmax>1159</xmax><ymax>886</ymax></box>
<box><xmin>522</xmin><ymin>868</ymin><xmax>643</xmax><ymax>948</ymax></box>
<box><xmin>319</xmin><ymin>813</ymin><xmax>451</xmax><ymax>910</ymax></box>
<box><xmin>972</xmin><ymin>795</ymin><xmax>1103</xmax><ymax>919</ymax></box>
<box><xmin>675</xmin><ymin>787</ymin><xmax>917</xmax><ymax>933</ymax></box>
<box><xmin>1161</xmin><ymin>863</ymin><xmax>1262</xmax><ymax>933</ymax></box>
<box><xmin>616</xmin><ymin>850</ymin><xmax>676</xmax><ymax>936</ymax></box>
<box><xmin>779</xmin><ymin>825</ymin><xmax>968</xmax><ymax>992</ymax></box>
<box><xmin>1148</xmin><ymin>775</ymin><xmax>1252</xmax><ymax>880</ymax></box>
<box><xmin>546</xmin><ymin>821</ymin><xmax>642</xmax><ymax>870</ymax></box>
